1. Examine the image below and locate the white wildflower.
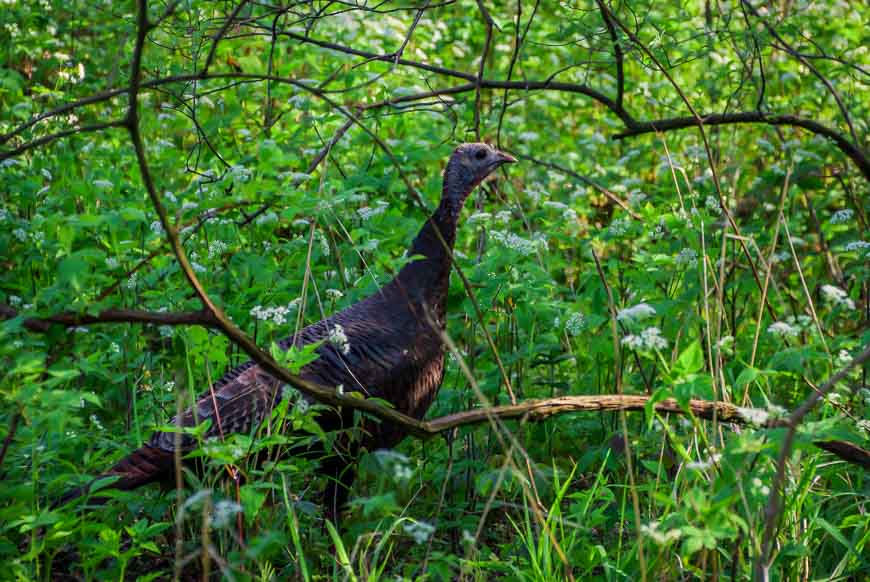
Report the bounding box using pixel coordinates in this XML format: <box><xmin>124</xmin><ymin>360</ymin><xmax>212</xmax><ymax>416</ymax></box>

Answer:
<box><xmin>737</xmin><ymin>407</ymin><xmax>769</xmax><ymax>425</ymax></box>
<box><xmin>675</xmin><ymin>248</ymin><xmax>698</xmax><ymax>267</ymax></box>
<box><xmin>329</xmin><ymin>324</ymin><xmax>350</xmax><ymax>354</ymax></box>
<box><xmin>820</xmin><ymin>284</ymin><xmax>855</xmax><ymax>310</ymax></box>
<box><xmin>150</xmin><ymin>220</ymin><xmax>164</xmax><ymax>235</ymax></box>
<box><xmin>255</xmin><ymin>211</ymin><xmax>279</xmax><ymax>226</ymax></box>
<box><xmin>467</xmin><ymin>212</ymin><xmax>492</xmax><ymax>225</ymax></box>
<box><xmin>844</xmin><ymin>240</ymin><xmax>870</xmax><ymax>253</ymax></box>
<box><xmin>208</xmin><ymin>240</ymin><xmax>228</xmax><ymax>259</ymax></box>
<box><xmin>705</xmin><ymin>195</ymin><xmax>721</xmax><ymax>213</ymax></box>
<box><xmin>211</xmin><ymin>500</ymin><xmax>243</xmax><ymax>529</ymax></box>
<box><xmin>490</xmin><ymin>230</ymin><xmax>544</xmax><ymax>256</ymax></box>
<box><xmin>608</xmin><ymin>218</ymin><xmax>630</xmax><ymax>237</ymax></box>
<box><xmin>830</xmin><ymin>209</ymin><xmax>853</xmax><ymax>224</ymax></box>
<box><xmin>518</xmin><ymin>131</ymin><xmax>539</xmax><ymax>142</ymax></box>
<box><xmin>357</xmin><ymin>201</ymin><xmax>389</xmax><ymax>221</ymax></box>
<box><xmin>297</xmin><ymin>398</ymin><xmax>310</xmax><ymax>415</ymax></box>
<box><xmin>751</xmin><ymin>477</ymin><xmax>771</xmax><ymax>496</ymax></box>
<box><xmin>250</xmin><ymin>305</ymin><xmax>290</xmax><ymax>325</ymax></box>
<box><xmin>835</xmin><ymin>350</ymin><xmax>852</xmax><ymax>367</ymax></box>
<box><xmin>126</xmin><ymin>272</ymin><xmax>138</xmax><ymax>289</ymax></box>
<box><xmin>622</xmin><ymin>326</ymin><xmax>668</xmax><ymax>351</ymax></box>
<box><xmin>686</xmin><ymin>452</ymin><xmax>721</xmax><ymax>471</ymax></box>
<box><xmin>767</xmin><ymin>321</ymin><xmax>799</xmax><ymax>338</ymax></box>
<box><xmin>325</xmin><ymin>288</ymin><xmax>344</xmax><ymax>300</ymax></box>
<box><xmin>565</xmin><ymin>312</ymin><xmax>585</xmax><ymax>336</ymax></box>
<box><xmin>403</xmin><ymin>520</ymin><xmax>435</xmax><ymax>544</ymax></box>
<box><xmin>93</xmin><ymin>179</ymin><xmax>113</xmax><ymax>190</ymax></box>
<box><xmin>230</xmin><ymin>165</ymin><xmax>251</xmax><ymax>183</ymax></box>
<box><xmin>494</xmin><ymin>210</ymin><xmax>512</xmax><ymax>223</ymax></box>
<box><xmin>640</xmin><ymin>521</ymin><xmax>681</xmax><ymax>545</ymax></box>
<box><xmin>90</xmin><ymin>414</ymin><xmax>104</xmax><ymax>431</ymax></box>
<box><xmin>543</xmin><ymin>201</ymin><xmax>569</xmax><ymax>211</ymax></box>
<box><xmin>617</xmin><ymin>302</ymin><xmax>656</xmax><ymax>323</ymax></box>
<box><xmin>9</xmin><ymin>295</ymin><xmax>21</xmax><ymax>306</ymax></box>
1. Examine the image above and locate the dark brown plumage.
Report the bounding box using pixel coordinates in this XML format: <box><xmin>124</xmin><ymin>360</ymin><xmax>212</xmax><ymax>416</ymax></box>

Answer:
<box><xmin>62</xmin><ymin>143</ymin><xmax>516</xmax><ymax>516</ymax></box>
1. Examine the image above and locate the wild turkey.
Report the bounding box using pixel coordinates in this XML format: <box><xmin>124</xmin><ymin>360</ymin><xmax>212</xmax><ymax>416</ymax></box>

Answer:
<box><xmin>62</xmin><ymin>142</ymin><xmax>516</xmax><ymax>518</ymax></box>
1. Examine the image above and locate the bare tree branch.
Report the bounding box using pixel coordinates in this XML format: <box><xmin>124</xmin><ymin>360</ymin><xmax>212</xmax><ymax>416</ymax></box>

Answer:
<box><xmin>0</xmin><ymin>304</ymin><xmax>219</xmax><ymax>332</ymax></box>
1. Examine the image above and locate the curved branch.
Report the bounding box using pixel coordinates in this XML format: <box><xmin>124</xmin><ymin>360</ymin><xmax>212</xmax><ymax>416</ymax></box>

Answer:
<box><xmin>614</xmin><ymin>111</ymin><xmax>870</xmax><ymax>181</ymax></box>
<box><xmin>0</xmin><ymin>120</ymin><xmax>126</xmax><ymax>162</ymax></box>
<box><xmin>0</xmin><ymin>304</ymin><xmax>218</xmax><ymax>333</ymax></box>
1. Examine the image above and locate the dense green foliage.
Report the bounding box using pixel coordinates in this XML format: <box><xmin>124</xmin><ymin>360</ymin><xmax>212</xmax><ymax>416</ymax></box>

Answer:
<box><xmin>1</xmin><ymin>0</ymin><xmax>868</xmax><ymax>579</ymax></box>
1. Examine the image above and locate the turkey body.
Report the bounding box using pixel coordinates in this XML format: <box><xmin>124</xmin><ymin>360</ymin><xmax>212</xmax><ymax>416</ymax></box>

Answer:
<box><xmin>64</xmin><ymin>143</ymin><xmax>516</xmax><ymax>515</ymax></box>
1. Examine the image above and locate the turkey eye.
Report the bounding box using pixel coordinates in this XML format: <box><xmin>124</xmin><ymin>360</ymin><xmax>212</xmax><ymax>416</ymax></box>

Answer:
<box><xmin>474</xmin><ymin>150</ymin><xmax>487</xmax><ymax>160</ymax></box>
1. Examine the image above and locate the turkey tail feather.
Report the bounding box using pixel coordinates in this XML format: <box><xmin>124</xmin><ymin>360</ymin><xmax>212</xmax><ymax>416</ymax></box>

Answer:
<box><xmin>57</xmin><ymin>445</ymin><xmax>174</xmax><ymax>507</ymax></box>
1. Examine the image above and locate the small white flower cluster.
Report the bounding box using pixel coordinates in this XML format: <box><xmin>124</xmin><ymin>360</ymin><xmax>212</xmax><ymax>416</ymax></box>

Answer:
<box><xmin>608</xmin><ymin>218</ymin><xmax>630</xmax><ymax>237</ymax></box>
<box><xmin>208</xmin><ymin>240</ymin><xmax>228</xmax><ymax>259</ymax></box>
<box><xmin>126</xmin><ymin>272</ymin><xmax>138</xmax><ymax>290</ymax></box>
<box><xmin>705</xmin><ymin>195</ymin><xmax>721</xmax><ymax>213</ymax></box>
<box><xmin>640</xmin><ymin>521</ymin><xmax>681</xmax><ymax>545</ymax></box>
<box><xmin>737</xmin><ymin>407</ymin><xmax>769</xmax><ymax>425</ymax></box>
<box><xmin>467</xmin><ymin>211</ymin><xmax>491</xmax><ymax>225</ymax></box>
<box><xmin>255</xmin><ymin>211</ymin><xmax>279</xmax><ymax>226</ymax></box>
<box><xmin>820</xmin><ymin>284</ymin><xmax>855</xmax><ymax>310</ymax></box>
<box><xmin>767</xmin><ymin>321</ymin><xmax>800</xmax><ymax>338</ymax></box>
<box><xmin>617</xmin><ymin>302</ymin><xmax>656</xmax><ymax>323</ymax></box>
<box><xmin>829</xmin><ymin>209</ymin><xmax>853</xmax><ymax>224</ymax></box>
<box><xmin>403</xmin><ymin>520</ymin><xmax>435</xmax><ymax>544</ymax></box>
<box><xmin>844</xmin><ymin>240</ymin><xmax>870</xmax><ymax>254</ymax></box>
<box><xmin>685</xmin><ymin>452</ymin><xmax>722</xmax><ymax>471</ymax></box>
<box><xmin>230</xmin><ymin>165</ymin><xmax>251</xmax><ymax>183</ymax></box>
<box><xmin>751</xmin><ymin>477</ymin><xmax>771</xmax><ymax>496</ymax></box>
<box><xmin>494</xmin><ymin>210</ymin><xmax>512</xmax><ymax>223</ymax></box>
<box><xmin>357</xmin><ymin>201</ymin><xmax>389</xmax><ymax>221</ymax></box>
<box><xmin>490</xmin><ymin>230</ymin><xmax>546</xmax><ymax>256</ymax></box>
<box><xmin>329</xmin><ymin>324</ymin><xmax>351</xmax><ymax>354</ymax></box>
<box><xmin>211</xmin><ymin>500</ymin><xmax>243</xmax><ymax>529</ymax></box>
<box><xmin>279</xmin><ymin>171</ymin><xmax>311</xmax><ymax>184</ymax></box>
<box><xmin>622</xmin><ymin>327</ymin><xmax>668</xmax><ymax>351</ymax></box>
<box><xmin>250</xmin><ymin>303</ymin><xmax>296</xmax><ymax>325</ymax></box>
<box><xmin>374</xmin><ymin>449</ymin><xmax>413</xmax><ymax>481</ymax></box>
<box><xmin>675</xmin><ymin>248</ymin><xmax>698</xmax><ymax>267</ymax></box>
<box><xmin>325</xmin><ymin>288</ymin><xmax>344</xmax><ymax>300</ymax></box>
<box><xmin>836</xmin><ymin>349</ymin><xmax>853</xmax><ymax>367</ymax></box>
<box><xmin>565</xmin><ymin>312</ymin><xmax>585</xmax><ymax>336</ymax></box>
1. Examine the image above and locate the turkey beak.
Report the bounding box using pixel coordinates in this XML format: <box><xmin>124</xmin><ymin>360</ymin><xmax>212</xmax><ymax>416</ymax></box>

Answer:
<box><xmin>495</xmin><ymin>151</ymin><xmax>517</xmax><ymax>165</ymax></box>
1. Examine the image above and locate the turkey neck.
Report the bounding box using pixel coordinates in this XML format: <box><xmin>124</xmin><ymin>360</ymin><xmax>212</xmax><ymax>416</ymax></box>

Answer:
<box><xmin>394</xmin><ymin>169</ymin><xmax>474</xmax><ymax>317</ymax></box>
